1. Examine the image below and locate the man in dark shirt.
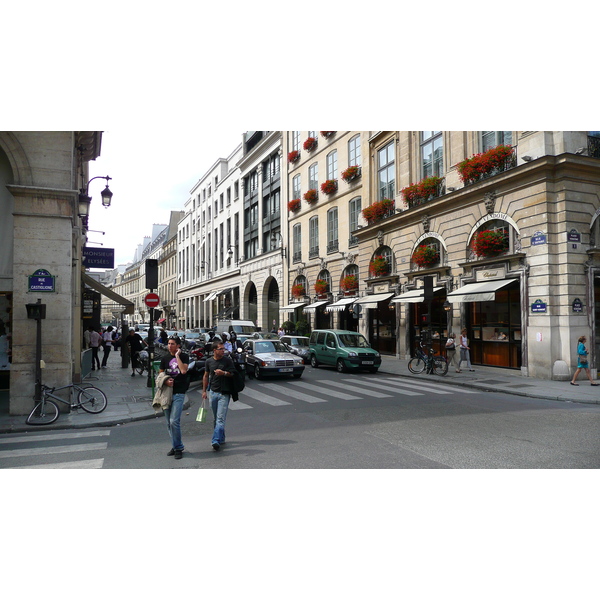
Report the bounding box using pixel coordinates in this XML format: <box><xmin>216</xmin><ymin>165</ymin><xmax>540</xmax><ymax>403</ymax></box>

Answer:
<box><xmin>126</xmin><ymin>328</ymin><xmax>147</xmax><ymax>377</ymax></box>
<box><xmin>202</xmin><ymin>341</ymin><xmax>235</xmax><ymax>451</ymax></box>
<box><xmin>159</xmin><ymin>336</ymin><xmax>190</xmax><ymax>459</ymax></box>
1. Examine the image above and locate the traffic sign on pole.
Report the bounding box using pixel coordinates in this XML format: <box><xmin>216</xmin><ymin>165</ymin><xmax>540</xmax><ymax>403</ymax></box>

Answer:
<box><xmin>144</xmin><ymin>293</ymin><xmax>160</xmax><ymax>308</ymax></box>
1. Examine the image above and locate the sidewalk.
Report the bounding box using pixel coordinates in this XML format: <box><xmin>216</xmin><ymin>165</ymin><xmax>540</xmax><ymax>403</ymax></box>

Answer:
<box><xmin>0</xmin><ymin>350</ymin><xmax>597</xmax><ymax>434</ymax></box>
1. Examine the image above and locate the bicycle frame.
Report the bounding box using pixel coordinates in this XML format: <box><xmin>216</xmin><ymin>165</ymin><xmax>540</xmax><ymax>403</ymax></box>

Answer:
<box><xmin>41</xmin><ymin>383</ymin><xmax>92</xmax><ymax>408</ymax></box>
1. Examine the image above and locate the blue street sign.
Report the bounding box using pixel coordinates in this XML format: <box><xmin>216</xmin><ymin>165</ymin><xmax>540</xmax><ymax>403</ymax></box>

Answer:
<box><xmin>83</xmin><ymin>247</ymin><xmax>115</xmax><ymax>269</ymax></box>
<box><xmin>28</xmin><ymin>269</ymin><xmax>55</xmax><ymax>292</ymax></box>
<box><xmin>531</xmin><ymin>299</ymin><xmax>547</xmax><ymax>313</ymax></box>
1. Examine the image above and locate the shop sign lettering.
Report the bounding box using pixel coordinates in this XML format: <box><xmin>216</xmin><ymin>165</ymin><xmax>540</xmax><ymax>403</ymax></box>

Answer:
<box><xmin>531</xmin><ymin>299</ymin><xmax>547</xmax><ymax>313</ymax></box>
<box><xmin>28</xmin><ymin>269</ymin><xmax>55</xmax><ymax>292</ymax></box>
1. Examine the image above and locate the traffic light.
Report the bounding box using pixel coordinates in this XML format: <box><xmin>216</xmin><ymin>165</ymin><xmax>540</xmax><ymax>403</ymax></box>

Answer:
<box><xmin>145</xmin><ymin>259</ymin><xmax>158</xmax><ymax>290</ymax></box>
<box><xmin>421</xmin><ymin>313</ymin><xmax>430</xmax><ymax>325</ymax></box>
<box><xmin>423</xmin><ymin>275</ymin><xmax>434</xmax><ymax>301</ymax></box>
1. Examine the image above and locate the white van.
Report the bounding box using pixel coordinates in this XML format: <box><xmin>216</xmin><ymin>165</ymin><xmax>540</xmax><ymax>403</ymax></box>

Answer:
<box><xmin>216</xmin><ymin>320</ymin><xmax>258</xmax><ymax>335</ymax></box>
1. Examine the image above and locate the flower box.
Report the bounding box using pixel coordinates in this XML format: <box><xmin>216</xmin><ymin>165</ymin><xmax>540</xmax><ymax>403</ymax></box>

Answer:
<box><xmin>314</xmin><ymin>279</ymin><xmax>328</xmax><ymax>295</ymax></box>
<box><xmin>320</xmin><ymin>131</ymin><xmax>335</xmax><ymax>138</ymax></box>
<box><xmin>304</xmin><ymin>189</ymin><xmax>318</xmax><ymax>204</ymax></box>
<box><xmin>457</xmin><ymin>145</ymin><xmax>515</xmax><ymax>185</ymax></box>
<box><xmin>288</xmin><ymin>150</ymin><xmax>300</xmax><ymax>163</ymax></box>
<box><xmin>362</xmin><ymin>198</ymin><xmax>395</xmax><ymax>225</ymax></box>
<box><xmin>303</xmin><ymin>137</ymin><xmax>318</xmax><ymax>151</ymax></box>
<box><xmin>369</xmin><ymin>255</ymin><xmax>390</xmax><ymax>277</ymax></box>
<box><xmin>320</xmin><ymin>179</ymin><xmax>338</xmax><ymax>195</ymax></box>
<box><xmin>292</xmin><ymin>284</ymin><xmax>305</xmax><ymax>298</ymax></box>
<box><xmin>412</xmin><ymin>245</ymin><xmax>440</xmax><ymax>268</ymax></box>
<box><xmin>341</xmin><ymin>165</ymin><xmax>361</xmax><ymax>183</ymax></box>
<box><xmin>401</xmin><ymin>176</ymin><xmax>444</xmax><ymax>208</ymax></box>
<box><xmin>288</xmin><ymin>198</ymin><xmax>301</xmax><ymax>212</ymax></box>
<box><xmin>470</xmin><ymin>230</ymin><xmax>509</xmax><ymax>257</ymax></box>
<box><xmin>340</xmin><ymin>274</ymin><xmax>359</xmax><ymax>292</ymax></box>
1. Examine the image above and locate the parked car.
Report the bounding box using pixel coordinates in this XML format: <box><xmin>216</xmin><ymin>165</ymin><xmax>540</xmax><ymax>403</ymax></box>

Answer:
<box><xmin>280</xmin><ymin>335</ymin><xmax>310</xmax><ymax>364</ymax></box>
<box><xmin>249</xmin><ymin>332</ymin><xmax>279</xmax><ymax>340</ymax></box>
<box><xmin>243</xmin><ymin>338</ymin><xmax>305</xmax><ymax>379</ymax></box>
<box><xmin>308</xmin><ymin>329</ymin><xmax>381</xmax><ymax>373</ymax></box>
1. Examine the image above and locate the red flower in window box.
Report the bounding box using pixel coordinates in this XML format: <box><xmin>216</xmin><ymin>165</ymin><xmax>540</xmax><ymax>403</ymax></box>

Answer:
<box><xmin>401</xmin><ymin>176</ymin><xmax>443</xmax><ymax>208</ymax></box>
<box><xmin>303</xmin><ymin>137</ymin><xmax>318</xmax><ymax>151</ymax></box>
<box><xmin>361</xmin><ymin>198</ymin><xmax>395</xmax><ymax>225</ymax></box>
<box><xmin>341</xmin><ymin>165</ymin><xmax>361</xmax><ymax>182</ymax></box>
<box><xmin>314</xmin><ymin>279</ymin><xmax>328</xmax><ymax>295</ymax></box>
<box><xmin>412</xmin><ymin>245</ymin><xmax>440</xmax><ymax>267</ymax></box>
<box><xmin>470</xmin><ymin>230</ymin><xmax>509</xmax><ymax>257</ymax></box>
<box><xmin>340</xmin><ymin>274</ymin><xmax>359</xmax><ymax>292</ymax></box>
<box><xmin>457</xmin><ymin>145</ymin><xmax>515</xmax><ymax>185</ymax></box>
<box><xmin>292</xmin><ymin>284</ymin><xmax>305</xmax><ymax>298</ymax></box>
<box><xmin>320</xmin><ymin>131</ymin><xmax>335</xmax><ymax>138</ymax></box>
<box><xmin>320</xmin><ymin>179</ymin><xmax>338</xmax><ymax>195</ymax></box>
<box><xmin>288</xmin><ymin>150</ymin><xmax>300</xmax><ymax>163</ymax></box>
<box><xmin>369</xmin><ymin>255</ymin><xmax>390</xmax><ymax>277</ymax></box>
<box><xmin>288</xmin><ymin>198</ymin><xmax>301</xmax><ymax>212</ymax></box>
<box><xmin>304</xmin><ymin>189</ymin><xmax>318</xmax><ymax>204</ymax></box>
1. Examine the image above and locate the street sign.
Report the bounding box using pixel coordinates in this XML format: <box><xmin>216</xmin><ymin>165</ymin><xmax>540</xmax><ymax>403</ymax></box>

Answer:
<box><xmin>82</xmin><ymin>247</ymin><xmax>115</xmax><ymax>269</ymax></box>
<box><xmin>28</xmin><ymin>269</ymin><xmax>55</xmax><ymax>293</ymax></box>
<box><xmin>144</xmin><ymin>293</ymin><xmax>160</xmax><ymax>308</ymax></box>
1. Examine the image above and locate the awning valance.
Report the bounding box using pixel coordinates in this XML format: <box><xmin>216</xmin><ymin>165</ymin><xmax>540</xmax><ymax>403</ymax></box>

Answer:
<box><xmin>303</xmin><ymin>300</ymin><xmax>330</xmax><ymax>313</ymax></box>
<box><xmin>82</xmin><ymin>273</ymin><xmax>135</xmax><ymax>315</ymax></box>
<box><xmin>447</xmin><ymin>279</ymin><xmax>514</xmax><ymax>303</ymax></box>
<box><xmin>392</xmin><ymin>287</ymin><xmax>444</xmax><ymax>303</ymax></box>
<box><xmin>281</xmin><ymin>302</ymin><xmax>307</xmax><ymax>311</ymax></box>
<box><xmin>353</xmin><ymin>293</ymin><xmax>394</xmax><ymax>309</ymax></box>
<box><xmin>325</xmin><ymin>298</ymin><xmax>356</xmax><ymax>312</ymax></box>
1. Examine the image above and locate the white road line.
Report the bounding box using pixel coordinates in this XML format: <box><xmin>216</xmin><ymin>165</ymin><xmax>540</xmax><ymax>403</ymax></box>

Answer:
<box><xmin>228</xmin><ymin>401</ymin><xmax>253</xmax><ymax>410</ymax></box>
<box><xmin>9</xmin><ymin>459</ymin><xmax>105</xmax><ymax>469</ymax></box>
<box><xmin>260</xmin><ymin>383</ymin><xmax>328</xmax><ymax>403</ymax></box>
<box><xmin>340</xmin><ymin>378</ymin><xmax>424</xmax><ymax>396</ymax></box>
<box><xmin>0</xmin><ymin>442</ymin><xmax>108</xmax><ymax>459</ymax></box>
<box><xmin>379</xmin><ymin>377</ymin><xmax>480</xmax><ymax>394</ymax></box>
<box><xmin>287</xmin><ymin>380</ymin><xmax>362</xmax><ymax>400</ymax></box>
<box><xmin>0</xmin><ymin>430</ymin><xmax>111</xmax><ymax>445</ymax></box>
<box><xmin>314</xmin><ymin>379</ymin><xmax>394</xmax><ymax>398</ymax></box>
<box><xmin>241</xmin><ymin>387</ymin><xmax>292</xmax><ymax>406</ymax></box>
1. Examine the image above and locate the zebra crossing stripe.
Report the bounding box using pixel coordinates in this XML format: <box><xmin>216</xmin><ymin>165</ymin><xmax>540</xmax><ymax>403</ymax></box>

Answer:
<box><xmin>241</xmin><ymin>387</ymin><xmax>292</xmax><ymax>406</ymax></box>
<box><xmin>339</xmin><ymin>377</ymin><xmax>424</xmax><ymax>396</ymax></box>
<box><xmin>9</xmin><ymin>459</ymin><xmax>105</xmax><ymax>469</ymax></box>
<box><xmin>379</xmin><ymin>378</ymin><xmax>479</xmax><ymax>394</ymax></box>
<box><xmin>314</xmin><ymin>379</ymin><xmax>394</xmax><ymax>397</ymax></box>
<box><xmin>0</xmin><ymin>430</ymin><xmax>111</xmax><ymax>445</ymax></box>
<box><xmin>260</xmin><ymin>382</ymin><xmax>328</xmax><ymax>403</ymax></box>
<box><xmin>0</xmin><ymin>442</ymin><xmax>108</xmax><ymax>459</ymax></box>
<box><xmin>228</xmin><ymin>401</ymin><xmax>253</xmax><ymax>410</ymax></box>
<box><xmin>287</xmin><ymin>380</ymin><xmax>362</xmax><ymax>400</ymax></box>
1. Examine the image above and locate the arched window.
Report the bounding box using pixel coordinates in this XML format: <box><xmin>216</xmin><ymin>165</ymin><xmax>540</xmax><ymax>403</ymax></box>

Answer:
<box><xmin>369</xmin><ymin>246</ymin><xmax>393</xmax><ymax>277</ymax></box>
<box><xmin>469</xmin><ymin>219</ymin><xmax>517</xmax><ymax>260</ymax></box>
<box><xmin>411</xmin><ymin>238</ymin><xmax>442</xmax><ymax>269</ymax></box>
<box><xmin>292</xmin><ymin>275</ymin><xmax>307</xmax><ymax>299</ymax></box>
<box><xmin>315</xmin><ymin>270</ymin><xmax>331</xmax><ymax>295</ymax></box>
<box><xmin>340</xmin><ymin>264</ymin><xmax>359</xmax><ymax>293</ymax></box>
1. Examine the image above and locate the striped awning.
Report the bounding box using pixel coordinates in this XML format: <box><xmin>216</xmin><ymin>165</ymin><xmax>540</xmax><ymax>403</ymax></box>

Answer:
<box><xmin>392</xmin><ymin>287</ymin><xmax>444</xmax><ymax>303</ymax></box>
<box><xmin>280</xmin><ymin>302</ymin><xmax>307</xmax><ymax>311</ymax></box>
<box><xmin>325</xmin><ymin>298</ymin><xmax>356</xmax><ymax>312</ymax></box>
<box><xmin>447</xmin><ymin>280</ymin><xmax>513</xmax><ymax>303</ymax></box>
<box><xmin>303</xmin><ymin>300</ymin><xmax>330</xmax><ymax>313</ymax></box>
<box><xmin>353</xmin><ymin>293</ymin><xmax>394</xmax><ymax>309</ymax></box>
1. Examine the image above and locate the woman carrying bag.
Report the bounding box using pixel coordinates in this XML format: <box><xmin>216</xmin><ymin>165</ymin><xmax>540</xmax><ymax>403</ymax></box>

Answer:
<box><xmin>446</xmin><ymin>332</ymin><xmax>461</xmax><ymax>373</ymax></box>
<box><xmin>570</xmin><ymin>335</ymin><xmax>599</xmax><ymax>386</ymax></box>
<box><xmin>458</xmin><ymin>328</ymin><xmax>474</xmax><ymax>372</ymax></box>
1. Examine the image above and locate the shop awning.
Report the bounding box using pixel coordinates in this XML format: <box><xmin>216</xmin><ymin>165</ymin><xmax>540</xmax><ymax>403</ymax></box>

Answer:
<box><xmin>280</xmin><ymin>302</ymin><xmax>307</xmax><ymax>311</ymax></box>
<box><xmin>447</xmin><ymin>279</ymin><xmax>514</xmax><ymax>303</ymax></box>
<box><xmin>82</xmin><ymin>273</ymin><xmax>135</xmax><ymax>315</ymax></box>
<box><xmin>353</xmin><ymin>293</ymin><xmax>394</xmax><ymax>309</ymax></box>
<box><xmin>204</xmin><ymin>290</ymin><xmax>220</xmax><ymax>302</ymax></box>
<box><xmin>303</xmin><ymin>300</ymin><xmax>330</xmax><ymax>313</ymax></box>
<box><xmin>325</xmin><ymin>298</ymin><xmax>356</xmax><ymax>312</ymax></box>
<box><xmin>217</xmin><ymin>288</ymin><xmax>233</xmax><ymax>296</ymax></box>
<box><xmin>392</xmin><ymin>287</ymin><xmax>444</xmax><ymax>303</ymax></box>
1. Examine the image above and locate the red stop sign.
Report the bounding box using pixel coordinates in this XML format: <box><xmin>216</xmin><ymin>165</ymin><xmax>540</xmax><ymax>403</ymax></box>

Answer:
<box><xmin>144</xmin><ymin>292</ymin><xmax>160</xmax><ymax>308</ymax></box>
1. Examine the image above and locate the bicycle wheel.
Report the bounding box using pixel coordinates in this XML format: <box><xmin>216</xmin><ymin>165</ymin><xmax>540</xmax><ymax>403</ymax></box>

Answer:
<box><xmin>433</xmin><ymin>357</ymin><xmax>448</xmax><ymax>376</ymax></box>
<box><xmin>408</xmin><ymin>357</ymin><xmax>426</xmax><ymax>374</ymax></box>
<box><xmin>78</xmin><ymin>386</ymin><xmax>108</xmax><ymax>413</ymax></box>
<box><xmin>26</xmin><ymin>398</ymin><xmax>60</xmax><ymax>425</ymax></box>
<box><xmin>134</xmin><ymin>356</ymin><xmax>145</xmax><ymax>376</ymax></box>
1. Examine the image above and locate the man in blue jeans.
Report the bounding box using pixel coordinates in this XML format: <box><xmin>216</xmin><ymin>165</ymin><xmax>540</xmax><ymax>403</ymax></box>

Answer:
<box><xmin>159</xmin><ymin>336</ymin><xmax>189</xmax><ymax>460</ymax></box>
<box><xmin>202</xmin><ymin>341</ymin><xmax>235</xmax><ymax>451</ymax></box>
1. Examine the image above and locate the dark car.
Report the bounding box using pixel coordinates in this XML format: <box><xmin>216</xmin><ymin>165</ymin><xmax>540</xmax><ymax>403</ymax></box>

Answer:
<box><xmin>280</xmin><ymin>335</ymin><xmax>310</xmax><ymax>364</ymax></box>
<box><xmin>243</xmin><ymin>338</ymin><xmax>305</xmax><ymax>379</ymax></box>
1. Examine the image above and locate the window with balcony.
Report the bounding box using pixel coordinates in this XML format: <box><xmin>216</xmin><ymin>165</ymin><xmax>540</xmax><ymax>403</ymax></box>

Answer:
<box><xmin>309</xmin><ymin>216</ymin><xmax>319</xmax><ymax>258</ymax></box>
<box><xmin>327</xmin><ymin>207</ymin><xmax>338</xmax><ymax>253</ymax></box>
<box><xmin>481</xmin><ymin>131</ymin><xmax>513</xmax><ymax>152</ymax></box>
<box><xmin>377</xmin><ymin>141</ymin><xmax>395</xmax><ymax>201</ymax></box>
<box><xmin>421</xmin><ymin>131</ymin><xmax>443</xmax><ymax>178</ymax></box>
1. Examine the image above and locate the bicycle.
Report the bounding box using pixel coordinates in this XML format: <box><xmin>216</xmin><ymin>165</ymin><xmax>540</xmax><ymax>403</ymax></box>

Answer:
<box><xmin>134</xmin><ymin>350</ymin><xmax>150</xmax><ymax>376</ymax></box>
<box><xmin>26</xmin><ymin>382</ymin><xmax>108</xmax><ymax>425</ymax></box>
<box><xmin>408</xmin><ymin>344</ymin><xmax>448</xmax><ymax>376</ymax></box>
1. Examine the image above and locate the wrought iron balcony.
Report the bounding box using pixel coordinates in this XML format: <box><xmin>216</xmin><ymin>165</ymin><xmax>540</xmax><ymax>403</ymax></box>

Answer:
<box><xmin>326</xmin><ymin>240</ymin><xmax>339</xmax><ymax>254</ymax></box>
<box><xmin>293</xmin><ymin>251</ymin><xmax>302</xmax><ymax>263</ymax></box>
<box><xmin>589</xmin><ymin>135</ymin><xmax>600</xmax><ymax>158</ymax></box>
<box><xmin>308</xmin><ymin>247</ymin><xmax>320</xmax><ymax>259</ymax></box>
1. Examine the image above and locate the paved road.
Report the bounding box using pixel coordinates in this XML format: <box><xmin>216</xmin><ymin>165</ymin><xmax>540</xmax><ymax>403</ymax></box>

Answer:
<box><xmin>2</xmin><ymin>365</ymin><xmax>599</xmax><ymax>469</ymax></box>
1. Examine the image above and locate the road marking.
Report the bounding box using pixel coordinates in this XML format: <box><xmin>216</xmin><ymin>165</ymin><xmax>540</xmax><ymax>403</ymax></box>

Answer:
<box><xmin>0</xmin><ymin>430</ymin><xmax>111</xmax><ymax>445</ymax></box>
<box><xmin>287</xmin><ymin>380</ymin><xmax>362</xmax><ymax>400</ymax></box>
<box><xmin>0</xmin><ymin>442</ymin><xmax>108</xmax><ymax>459</ymax></box>
<box><xmin>260</xmin><ymin>383</ymin><xmax>328</xmax><ymax>403</ymax></box>
<box><xmin>9</xmin><ymin>459</ymin><xmax>105</xmax><ymax>469</ymax></box>
<box><xmin>241</xmin><ymin>387</ymin><xmax>292</xmax><ymax>406</ymax></box>
<box><xmin>379</xmin><ymin>377</ymin><xmax>480</xmax><ymax>394</ymax></box>
<box><xmin>314</xmin><ymin>379</ymin><xmax>394</xmax><ymax>398</ymax></box>
<box><xmin>228</xmin><ymin>401</ymin><xmax>253</xmax><ymax>410</ymax></box>
<box><xmin>341</xmin><ymin>378</ymin><xmax>423</xmax><ymax>396</ymax></box>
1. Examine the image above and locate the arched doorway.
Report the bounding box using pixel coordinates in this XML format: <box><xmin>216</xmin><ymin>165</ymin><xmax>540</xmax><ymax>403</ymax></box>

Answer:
<box><xmin>248</xmin><ymin>282</ymin><xmax>258</xmax><ymax>326</ymax></box>
<box><xmin>267</xmin><ymin>278</ymin><xmax>279</xmax><ymax>331</ymax></box>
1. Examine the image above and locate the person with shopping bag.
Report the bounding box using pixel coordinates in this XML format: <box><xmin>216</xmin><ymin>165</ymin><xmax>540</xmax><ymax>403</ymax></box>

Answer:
<box><xmin>570</xmin><ymin>335</ymin><xmax>599</xmax><ymax>386</ymax></box>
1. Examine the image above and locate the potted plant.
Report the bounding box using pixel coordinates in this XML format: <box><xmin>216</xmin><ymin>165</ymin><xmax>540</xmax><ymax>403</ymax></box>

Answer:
<box><xmin>320</xmin><ymin>179</ymin><xmax>338</xmax><ymax>195</ymax></box>
<box><xmin>362</xmin><ymin>198</ymin><xmax>395</xmax><ymax>225</ymax></box>
<box><xmin>470</xmin><ymin>230</ymin><xmax>509</xmax><ymax>257</ymax></box>
<box><xmin>457</xmin><ymin>145</ymin><xmax>515</xmax><ymax>185</ymax></box>
<box><xmin>341</xmin><ymin>165</ymin><xmax>361</xmax><ymax>182</ymax></box>
<box><xmin>369</xmin><ymin>255</ymin><xmax>390</xmax><ymax>277</ymax></box>
<box><xmin>304</xmin><ymin>189</ymin><xmax>318</xmax><ymax>204</ymax></box>
<box><xmin>295</xmin><ymin>319</ymin><xmax>310</xmax><ymax>336</ymax></box>
<box><xmin>303</xmin><ymin>137</ymin><xmax>317</xmax><ymax>151</ymax></box>
<box><xmin>288</xmin><ymin>150</ymin><xmax>300</xmax><ymax>163</ymax></box>
<box><xmin>314</xmin><ymin>279</ymin><xmax>328</xmax><ymax>295</ymax></box>
<box><xmin>292</xmin><ymin>283</ymin><xmax>306</xmax><ymax>298</ymax></box>
<box><xmin>412</xmin><ymin>245</ymin><xmax>440</xmax><ymax>268</ymax></box>
<box><xmin>281</xmin><ymin>320</ymin><xmax>295</xmax><ymax>334</ymax></box>
<box><xmin>288</xmin><ymin>198</ymin><xmax>301</xmax><ymax>212</ymax></box>
<box><xmin>320</xmin><ymin>131</ymin><xmax>335</xmax><ymax>138</ymax></box>
<box><xmin>401</xmin><ymin>176</ymin><xmax>444</xmax><ymax>208</ymax></box>
<box><xmin>340</xmin><ymin>274</ymin><xmax>359</xmax><ymax>293</ymax></box>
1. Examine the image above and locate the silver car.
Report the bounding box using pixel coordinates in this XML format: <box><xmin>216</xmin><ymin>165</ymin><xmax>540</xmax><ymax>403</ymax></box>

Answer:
<box><xmin>280</xmin><ymin>335</ymin><xmax>311</xmax><ymax>364</ymax></box>
<box><xmin>243</xmin><ymin>339</ymin><xmax>305</xmax><ymax>379</ymax></box>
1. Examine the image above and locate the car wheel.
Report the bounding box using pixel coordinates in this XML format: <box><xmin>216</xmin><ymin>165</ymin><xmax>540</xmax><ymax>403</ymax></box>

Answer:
<box><xmin>254</xmin><ymin>363</ymin><xmax>261</xmax><ymax>379</ymax></box>
<box><xmin>336</xmin><ymin>359</ymin><xmax>346</xmax><ymax>373</ymax></box>
<box><xmin>310</xmin><ymin>354</ymin><xmax>319</xmax><ymax>368</ymax></box>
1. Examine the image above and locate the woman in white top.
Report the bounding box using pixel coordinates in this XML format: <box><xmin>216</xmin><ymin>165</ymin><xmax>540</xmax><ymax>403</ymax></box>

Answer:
<box><xmin>458</xmin><ymin>328</ymin><xmax>475</xmax><ymax>372</ymax></box>
<box><xmin>445</xmin><ymin>332</ymin><xmax>461</xmax><ymax>372</ymax></box>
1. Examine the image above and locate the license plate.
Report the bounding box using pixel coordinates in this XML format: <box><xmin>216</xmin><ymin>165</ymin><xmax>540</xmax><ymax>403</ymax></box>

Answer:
<box><xmin>362</xmin><ymin>361</ymin><xmax>374</xmax><ymax>365</ymax></box>
<box><xmin>279</xmin><ymin>368</ymin><xmax>293</xmax><ymax>372</ymax></box>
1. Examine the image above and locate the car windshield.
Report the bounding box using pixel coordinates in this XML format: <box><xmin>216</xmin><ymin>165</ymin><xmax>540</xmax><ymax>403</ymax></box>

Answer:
<box><xmin>338</xmin><ymin>333</ymin><xmax>371</xmax><ymax>348</ymax></box>
<box><xmin>255</xmin><ymin>341</ymin><xmax>286</xmax><ymax>353</ymax></box>
<box><xmin>289</xmin><ymin>338</ymin><xmax>309</xmax><ymax>347</ymax></box>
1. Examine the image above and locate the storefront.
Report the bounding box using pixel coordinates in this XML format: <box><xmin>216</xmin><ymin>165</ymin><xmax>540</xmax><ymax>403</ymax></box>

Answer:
<box><xmin>325</xmin><ymin>297</ymin><xmax>357</xmax><ymax>331</ymax></box>
<box><xmin>303</xmin><ymin>300</ymin><xmax>331</xmax><ymax>330</ymax></box>
<box><xmin>354</xmin><ymin>293</ymin><xmax>395</xmax><ymax>354</ymax></box>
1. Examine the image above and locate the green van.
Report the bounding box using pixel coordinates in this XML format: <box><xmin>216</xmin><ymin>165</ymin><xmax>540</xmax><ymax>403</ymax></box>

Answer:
<box><xmin>308</xmin><ymin>329</ymin><xmax>381</xmax><ymax>373</ymax></box>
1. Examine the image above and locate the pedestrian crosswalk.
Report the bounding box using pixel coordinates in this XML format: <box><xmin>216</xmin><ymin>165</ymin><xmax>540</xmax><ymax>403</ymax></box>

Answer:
<box><xmin>226</xmin><ymin>375</ymin><xmax>481</xmax><ymax>410</ymax></box>
<box><xmin>0</xmin><ymin>429</ymin><xmax>110</xmax><ymax>469</ymax></box>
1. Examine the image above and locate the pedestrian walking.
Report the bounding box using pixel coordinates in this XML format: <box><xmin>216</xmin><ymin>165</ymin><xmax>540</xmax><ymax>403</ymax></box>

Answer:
<box><xmin>88</xmin><ymin>326</ymin><xmax>102</xmax><ymax>371</ymax></box>
<box><xmin>101</xmin><ymin>326</ymin><xmax>114</xmax><ymax>368</ymax></box>
<box><xmin>570</xmin><ymin>335</ymin><xmax>599</xmax><ymax>386</ymax></box>
<box><xmin>202</xmin><ymin>340</ymin><xmax>236</xmax><ymax>452</ymax></box>
<box><xmin>445</xmin><ymin>332</ymin><xmax>460</xmax><ymax>372</ymax></box>
<box><xmin>159</xmin><ymin>336</ymin><xmax>190</xmax><ymax>459</ymax></box>
<box><xmin>458</xmin><ymin>328</ymin><xmax>474</xmax><ymax>372</ymax></box>
<box><xmin>126</xmin><ymin>328</ymin><xmax>147</xmax><ymax>376</ymax></box>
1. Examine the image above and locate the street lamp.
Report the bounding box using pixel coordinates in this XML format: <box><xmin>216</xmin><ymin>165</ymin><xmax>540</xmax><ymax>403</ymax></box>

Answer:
<box><xmin>227</xmin><ymin>246</ymin><xmax>239</xmax><ymax>266</ymax></box>
<box><xmin>270</xmin><ymin>231</ymin><xmax>286</xmax><ymax>258</ymax></box>
<box><xmin>78</xmin><ymin>145</ymin><xmax>113</xmax><ymax>224</ymax></box>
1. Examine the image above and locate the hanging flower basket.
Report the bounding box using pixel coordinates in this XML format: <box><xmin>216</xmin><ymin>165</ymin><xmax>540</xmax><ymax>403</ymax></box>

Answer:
<box><xmin>288</xmin><ymin>150</ymin><xmax>300</xmax><ymax>163</ymax></box>
<box><xmin>320</xmin><ymin>179</ymin><xmax>338</xmax><ymax>195</ymax></box>
<box><xmin>303</xmin><ymin>137</ymin><xmax>318</xmax><ymax>151</ymax></box>
<box><xmin>362</xmin><ymin>198</ymin><xmax>395</xmax><ymax>225</ymax></box>
<box><xmin>470</xmin><ymin>230</ymin><xmax>509</xmax><ymax>257</ymax></box>
<box><xmin>341</xmin><ymin>165</ymin><xmax>361</xmax><ymax>183</ymax></box>
<box><xmin>292</xmin><ymin>284</ymin><xmax>305</xmax><ymax>298</ymax></box>
<box><xmin>412</xmin><ymin>245</ymin><xmax>440</xmax><ymax>268</ymax></box>
<box><xmin>304</xmin><ymin>189</ymin><xmax>318</xmax><ymax>204</ymax></box>
<box><xmin>340</xmin><ymin>274</ymin><xmax>359</xmax><ymax>292</ymax></box>
<box><xmin>369</xmin><ymin>255</ymin><xmax>390</xmax><ymax>277</ymax></box>
<box><xmin>457</xmin><ymin>145</ymin><xmax>515</xmax><ymax>185</ymax></box>
<box><xmin>288</xmin><ymin>198</ymin><xmax>301</xmax><ymax>212</ymax></box>
<box><xmin>401</xmin><ymin>176</ymin><xmax>444</xmax><ymax>208</ymax></box>
<box><xmin>314</xmin><ymin>279</ymin><xmax>328</xmax><ymax>295</ymax></box>
<box><xmin>320</xmin><ymin>131</ymin><xmax>335</xmax><ymax>138</ymax></box>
